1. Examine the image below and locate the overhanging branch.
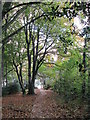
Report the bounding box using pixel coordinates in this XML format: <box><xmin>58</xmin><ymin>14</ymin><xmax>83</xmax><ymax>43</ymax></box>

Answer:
<box><xmin>2</xmin><ymin>13</ymin><xmax>45</xmax><ymax>46</ymax></box>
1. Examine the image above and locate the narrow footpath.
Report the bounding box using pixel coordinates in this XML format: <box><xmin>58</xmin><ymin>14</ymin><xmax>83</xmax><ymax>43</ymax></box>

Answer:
<box><xmin>31</xmin><ymin>89</ymin><xmax>56</xmax><ymax>118</ymax></box>
<box><xmin>2</xmin><ymin>89</ymin><xmax>87</xmax><ymax>118</ymax></box>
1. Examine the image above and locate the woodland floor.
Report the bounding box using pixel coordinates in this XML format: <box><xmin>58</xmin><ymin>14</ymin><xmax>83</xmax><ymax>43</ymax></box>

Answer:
<box><xmin>2</xmin><ymin>89</ymin><xmax>88</xmax><ymax>119</ymax></box>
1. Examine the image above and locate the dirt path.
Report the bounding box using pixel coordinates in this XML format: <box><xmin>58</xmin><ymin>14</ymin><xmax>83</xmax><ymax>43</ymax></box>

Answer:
<box><xmin>2</xmin><ymin>89</ymin><xmax>87</xmax><ymax>118</ymax></box>
<box><xmin>30</xmin><ymin>89</ymin><xmax>88</xmax><ymax>118</ymax></box>
<box><xmin>31</xmin><ymin>89</ymin><xmax>48</xmax><ymax>118</ymax></box>
<box><xmin>31</xmin><ymin>89</ymin><xmax>67</xmax><ymax>118</ymax></box>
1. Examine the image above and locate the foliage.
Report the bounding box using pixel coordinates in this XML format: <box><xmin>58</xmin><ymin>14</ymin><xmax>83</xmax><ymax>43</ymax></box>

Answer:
<box><xmin>44</xmin><ymin>84</ymin><xmax>51</xmax><ymax>90</ymax></box>
<box><xmin>2</xmin><ymin>1</ymin><xmax>89</xmax><ymax>96</ymax></box>
<box><xmin>2</xmin><ymin>81</ymin><xmax>21</xmax><ymax>96</ymax></box>
<box><xmin>52</xmin><ymin>52</ymin><xmax>88</xmax><ymax>101</ymax></box>
<box><xmin>38</xmin><ymin>63</ymin><xmax>59</xmax><ymax>88</ymax></box>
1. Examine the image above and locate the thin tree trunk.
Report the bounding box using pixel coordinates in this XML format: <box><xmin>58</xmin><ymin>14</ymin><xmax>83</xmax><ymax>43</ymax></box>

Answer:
<box><xmin>2</xmin><ymin>44</ymin><xmax>4</xmax><ymax>87</ymax></box>
<box><xmin>32</xmin><ymin>34</ymin><xmax>36</xmax><ymax>87</ymax></box>
<box><xmin>20</xmin><ymin>63</ymin><xmax>23</xmax><ymax>84</ymax></box>
<box><xmin>27</xmin><ymin>44</ymin><xmax>34</xmax><ymax>95</ymax></box>
<box><xmin>13</xmin><ymin>60</ymin><xmax>25</xmax><ymax>95</ymax></box>
<box><xmin>82</xmin><ymin>38</ymin><xmax>86</xmax><ymax>98</ymax></box>
<box><xmin>5</xmin><ymin>62</ymin><xmax>8</xmax><ymax>86</ymax></box>
<box><xmin>87</xmin><ymin>15</ymin><xmax>90</xmax><ymax>119</ymax></box>
<box><xmin>32</xmin><ymin>26</ymin><xmax>39</xmax><ymax>86</ymax></box>
<box><xmin>2</xmin><ymin>14</ymin><xmax>8</xmax><ymax>87</ymax></box>
<box><xmin>24</xmin><ymin>20</ymin><xmax>34</xmax><ymax>95</ymax></box>
<box><xmin>87</xmin><ymin>70</ymin><xmax>90</xmax><ymax>118</ymax></box>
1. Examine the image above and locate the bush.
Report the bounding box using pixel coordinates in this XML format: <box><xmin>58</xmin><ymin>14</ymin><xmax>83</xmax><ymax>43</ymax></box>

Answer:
<box><xmin>52</xmin><ymin>56</ymin><xmax>87</xmax><ymax>100</ymax></box>
<box><xmin>2</xmin><ymin>82</ymin><xmax>21</xmax><ymax>96</ymax></box>
<box><xmin>44</xmin><ymin>84</ymin><xmax>51</xmax><ymax>90</ymax></box>
<box><xmin>2</xmin><ymin>87</ymin><xmax>9</xmax><ymax>96</ymax></box>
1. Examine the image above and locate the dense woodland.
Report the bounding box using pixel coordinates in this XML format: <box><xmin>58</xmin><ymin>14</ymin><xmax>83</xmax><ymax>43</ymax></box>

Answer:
<box><xmin>1</xmin><ymin>1</ymin><xmax>90</xmax><ymax>119</ymax></box>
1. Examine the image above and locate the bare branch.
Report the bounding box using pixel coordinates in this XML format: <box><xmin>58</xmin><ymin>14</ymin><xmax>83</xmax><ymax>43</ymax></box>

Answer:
<box><xmin>2</xmin><ymin>2</ymin><xmax>53</xmax><ymax>18</ymax></box>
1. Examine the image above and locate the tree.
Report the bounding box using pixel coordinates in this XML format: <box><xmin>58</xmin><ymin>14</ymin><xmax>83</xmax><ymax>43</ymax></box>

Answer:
<box><xmin>3</xmin><ymin>19</ymin><xmax>27</xmax><ymax>94</ymax></box>
<box><xmin>2</xmin><ymin>2</ymin><xmax>56</xmax><ymax>95</ymax></box>
<box><xmin>23</xmin><ymin>14</ymin><xmax>55</xmax><ymax>94</ymax></box>
<box><xmin>2</xmin><ymin>1</ymin><xmax>89</xmax><ymax>96</ymax></box>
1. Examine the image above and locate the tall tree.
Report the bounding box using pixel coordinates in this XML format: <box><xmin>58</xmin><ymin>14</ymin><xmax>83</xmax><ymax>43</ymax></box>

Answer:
<box><xmin>23</xmin><ymin>14</ymin><xmax>54</xmax><ymax>94</ymax></box>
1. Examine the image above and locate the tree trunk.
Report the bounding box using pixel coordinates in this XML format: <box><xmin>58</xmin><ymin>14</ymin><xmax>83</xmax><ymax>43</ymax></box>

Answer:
<box><xmin>16</xmin><ymin>69</ymin><xmax>25</xmax><ymax>95</ymax></box>
<box><xmin>24</xmin><ymin>21</ymin><xmax>35</xmax><ymax>95</ymax></box>
<box><xmin>82</xmin><ymin>38</ymin><xmax>86</xmax><ymax>98</ymax></box>
<box><xmin>20</xmin><ymin>63</ymin><xmax>23</xmax><ymax>84</ymax></box>
<box><xmin>87</xmin><ymin>25</ymin><xmax>90</xmax><ymax>118</ymax></box>
<box><xmin>27</xmin><ymin>44</ymin><xmax>34</xmax><ymax>95</ymax></box>
<box><xmin>5</xmin><ymin>62</ymin><xmax>8</xmax><ymax>86</ymax></box>
<box><xmin>2</xmin><ymin>44</ymin><xmax>4</xmax><ymax>87</ymax></box>
<box><xmin>87</xmin><ymin>70</ymin><xmax>90</xmax><ymax>118</ymax></box>
<box><xmin>32</xmin><ymin>34</ymin><xmax>36</xmax><ymax>87</ymax></box>
<box><xmin>13</xmin><ymin>60</ymin><xmax>25</xmax><ymax>95</ymax></box>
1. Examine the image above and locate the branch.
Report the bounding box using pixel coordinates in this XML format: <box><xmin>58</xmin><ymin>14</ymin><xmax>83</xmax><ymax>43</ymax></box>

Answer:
<box><xmin>4</xmin><ymin>68</ymin><xmax>14</xmax><ymax>77</ymax></box>
<box><xmin>2</xmin><ymin>6</ymin><xmax>27</xmax><ymax>31</ymax></box>
<box><xmin>2</xmin><ymin>2</ymin><xmax>53</xmax><ymax>18</ymax></box>
<box><xmin>2</xmin><ymin>13</ymin><xmax>45</xmax><ymax>46</ymax></box>
<box><xmin>2</xmin><ymin>2</ymin><xmax>12</xmax><ymax>19</ymax></box>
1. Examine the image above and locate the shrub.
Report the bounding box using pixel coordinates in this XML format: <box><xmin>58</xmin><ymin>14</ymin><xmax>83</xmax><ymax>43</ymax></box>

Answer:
<box><xmin>2</xmin><ymin>87</ymin><xmax>9</xmax><ymax>96</ymax></box>
<box><xmin>44</xmin><ymin>84</ymin><xmax>51</xmax><ymax>90</ymax></box>
<box><xmin>52</xmin><ymin>56</ymin><xmax>87</xmax><ymax>100</ymax></box>
<box><xmin>2</xmin><ymin>82</ymin><xmax>21</xmax><ymax>96</ymax></box>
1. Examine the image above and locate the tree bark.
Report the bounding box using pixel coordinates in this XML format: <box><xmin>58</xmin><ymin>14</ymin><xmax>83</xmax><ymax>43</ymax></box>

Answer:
<box><xmin>24</xmin><ymin>21</ymin><xmax>34</xmax><ymax>95</ymax></box>
<box><xmin>82</xmin><ymin>38</ymin><xmax>86</xmax><ymax>98</ymax></box>
<box><xmin>20</xmin><ymin>63</ymin><xmax>23</xmax><ymax>84</ymax></box>
<box><xmin>32</xmin><ymin>34</ymin><xmax>36</xmax><ymax>86</ymax></box>
<box><xmin>13</xmin><ymin>60</ymin><xmax>25</xmax><ymax>95</ymax></box>
<box><xmin>27</xmin><ymin>43</ymin><xmax>34</xmax><ymax>94</ymax></box>
<box><xmin>5</xmin><ymin>62</ymin><xmax>8</xmax><ymax>86</ymax></box>
<box><xmin>2</xmin><ymin>44</ymin><xmax>4</xmax><ymax>86</ymax></box>
<box><xmin>87</xmin><ymin>70</ymin><xmax>90</xmax><ymax>118</ymax></box>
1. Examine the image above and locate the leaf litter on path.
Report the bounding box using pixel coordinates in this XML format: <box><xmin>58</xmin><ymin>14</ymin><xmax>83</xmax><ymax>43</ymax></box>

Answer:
<box><xmin>2</xmin><ymin>89</ymin><xmax>87</xmax><ymax>118</ymax></box>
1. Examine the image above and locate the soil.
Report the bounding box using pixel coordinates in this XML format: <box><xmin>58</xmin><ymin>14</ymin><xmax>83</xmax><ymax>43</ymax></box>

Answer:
<box><xmin>2</xmin><ymin>88</ymin><xmax>88</xmax><ymax>119</ymax></box>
